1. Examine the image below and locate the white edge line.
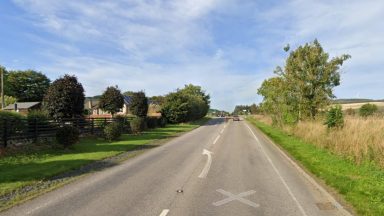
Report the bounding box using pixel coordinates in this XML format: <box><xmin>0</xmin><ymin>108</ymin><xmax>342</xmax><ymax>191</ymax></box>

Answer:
<box><xmin>246</xmin><ymin>122</ymin><xmax>352</xmax><ymax>216</ymax></box>
<box><xmin>159</xmin><ymin>209</ymin><xmax>170</xmax><ymax>216</ymax></box>
<box><xmin>245</xmin><ymin>124</ymin><xmax>308</xmax><ymax>216</ymax></box>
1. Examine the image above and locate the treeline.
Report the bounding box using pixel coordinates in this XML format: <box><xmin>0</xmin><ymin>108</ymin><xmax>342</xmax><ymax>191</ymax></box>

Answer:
<box><xmin>0</xmin><ymin>66</ymin><xmax>50</xmax><ymax>105</ymax></box>
<box><xmin>258</xmin><ymin>39</ymin><xmax>350</xmax><ymax>125</ymax></box>
<box><xmin>232</xmin><ymin>104</ymin><xmax>259</xmax><ymax>115</ymax></box>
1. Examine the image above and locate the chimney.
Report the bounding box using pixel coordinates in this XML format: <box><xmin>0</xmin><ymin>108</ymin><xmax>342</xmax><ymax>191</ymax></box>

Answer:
<box><xmin>88</xmin><ymin>99</ymin><xmax>92</xmax><ymax>109</ymax></box>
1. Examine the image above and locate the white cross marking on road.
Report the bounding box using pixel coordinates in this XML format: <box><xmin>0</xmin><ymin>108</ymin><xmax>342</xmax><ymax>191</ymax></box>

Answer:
<box><xmin>213</xmin><ymin>189</ymin><xmax>260</xmax><ymax>208</ymax></box>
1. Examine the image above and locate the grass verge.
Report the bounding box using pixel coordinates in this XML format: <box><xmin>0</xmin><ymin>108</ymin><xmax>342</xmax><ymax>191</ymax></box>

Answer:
<box><xmin>247</xmin><ymin>117</ymin><xmax>384</xmax><ymax>216</ymax></box>
<box><xmin>0</xmin><ymin>117</ymin><xmax>210</xmax><ymax>210</ymax></box>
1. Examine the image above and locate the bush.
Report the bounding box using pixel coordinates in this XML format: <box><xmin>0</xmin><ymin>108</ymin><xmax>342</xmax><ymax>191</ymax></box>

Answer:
<box><xmin>345</xmin><ymin>108</ymin><xmax>355</xmax><ymax>116</ymax></box>
<box><xmin>359</xmin><ymin>103</ymin><xmax>378</xmax><ymax>117</ymax></box>
<box><xmin>0</xmin><ymin>111</ymin><xmax>26</xmax><ymax>135</ymax></box>
<box><xmin>159</xmin><ymin>116</ymin><xmax>167</xmax><ymax>127</ymax></box>
<box><xmin>103</xmin><ymin>122</ymin><xmax>122</xmax><ymax>141</ymax></box>
<box><xmin>27</xmin><ymin>110</ymin><xmax>50</xmax><ymax>132</ymax></box>
<box><xmin>113</xmin><ymin>115</ymin><xmax>130</xmax><ymax>133</ymax></box>
<box><xmin>130</xmin><ymin>117</ymin><xmax>146</xmax><ymax>134</ymax></box>
<box><xmin>325</xmin><ymin>105</ymin><xmax>344</xmax><ymax>129</ymax></box>
<box><xmin>56</xmin><ymin>125</ymin><xmax>79</xmax><ymax>148</ymax></box>
<box><xmin>146</xmin><ymin>117</ymin><xmax>159</xmax><ymax>129</ymax></box>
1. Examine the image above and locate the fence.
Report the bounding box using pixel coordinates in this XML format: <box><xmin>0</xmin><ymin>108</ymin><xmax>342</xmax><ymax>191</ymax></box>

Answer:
<box><xmin>0</xmin><ymin>117</ymin><xmax>134</xmax><ymax>148</ymax></box>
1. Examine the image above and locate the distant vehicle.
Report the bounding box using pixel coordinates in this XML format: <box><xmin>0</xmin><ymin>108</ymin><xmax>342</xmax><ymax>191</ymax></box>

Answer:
<box><xmin>233</xmin><ymin>115</ymin><xmax>240</xmax><ymax>121</ymax></box>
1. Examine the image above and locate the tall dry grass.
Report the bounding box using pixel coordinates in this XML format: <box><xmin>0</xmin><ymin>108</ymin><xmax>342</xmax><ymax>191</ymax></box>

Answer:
<box><xmin>252</xmin><ymin>115</ymin><xmax>384</xmax><ymax>167</ymax></box>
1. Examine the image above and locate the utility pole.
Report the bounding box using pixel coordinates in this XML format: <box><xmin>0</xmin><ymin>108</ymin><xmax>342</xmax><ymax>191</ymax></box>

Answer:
<box><xmin>1</xmin><ymin>68</ymin><xmax>4</xmax><ymax>110</ymax></box>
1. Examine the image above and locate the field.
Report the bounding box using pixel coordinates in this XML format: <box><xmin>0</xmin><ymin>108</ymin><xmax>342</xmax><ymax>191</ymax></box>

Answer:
<box><xmin>253</xmin><ymin>115</ymin><xmax>384</xmax><ymax>167</ymax></box>
<box><xmin>339</xmin><ymin>102</ymin><xmax>384</xmax><ymax>111</ymax></box>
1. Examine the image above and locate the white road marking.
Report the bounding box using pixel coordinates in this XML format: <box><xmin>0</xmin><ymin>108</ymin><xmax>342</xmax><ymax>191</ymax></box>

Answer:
<box><xmin>213</xmin><ymin>135</ymin><xmax>220</xmax><ymax>145</ymax></box>
<box><xmin>249</xmin><ymin>123</ymin><xmax>352</xmax><ymax>216</ymax></box>
<box><xmin>213</xmin><ymin>189</ymin><xmax>259</xmax><ymax>208</ymax></box>
<box><xmin>220</xmin><ymin>128</ymin><xmax>224</xmax><ymax>134</ymax></box>
<box><xmin>159</xmin><ymin>209</ymin><xmax>170</xmax><ymax>216</ymax></box>
<box><xmin>245</xmin><ymin>124</ymin><xmax>308</xmax><ymax>216</ymax></box>
<box><xmin>198</xmin><ymin>149</ymin><xmax>213</xmax><ymax>178</ymax></box>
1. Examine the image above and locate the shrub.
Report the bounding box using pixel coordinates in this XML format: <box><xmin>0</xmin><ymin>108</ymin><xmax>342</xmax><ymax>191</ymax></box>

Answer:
<box><xmin>27</xmin><ymin>110</ymin><xmax>50</xmax><ymax>134</ymax></box>
<box><xmin>0</xmin><ymin>111</ymin><xmax>26</xmax><ymax>135</ymax></box>
<box><xmin>325</xmin><ymin>105</ymin><xmax>344</xmax><ymax>129</ymax></box>
<box><xmin>159</xmin><ymin>116</ymin><xmax>167</xmax><ymax>127</ymax></box>
<box><xmin>113</xmin><ymin>115</ymin><xmax>130</xmax><ymax>133</ymax></box>
<box><xmin>103</xmin><ymin>122</ymin><xmax>122</xmax><ymax>141</ymax></box>
<box><xmin>345</xmin><ymin>108</ymin><xmax>355</xmax><ymax>116</ymax></box>
<box><xmin>56</xmin><ymin>125</ymin><xmax>79</xmax><ymax>148</ymax></box>
<box><xmin>130</xmin><ymin>117</ymin><xmax>146</xmax><ymax>134</ymax></box>
<box><xmin>146</xmin><ymin>117</ymin><xmax>159</xmax><ymax>129</ymax></box>
<box><xmin>359</xmin><ymin>103</ymin><xmax>378</xmax><ymax>117</ymax></box>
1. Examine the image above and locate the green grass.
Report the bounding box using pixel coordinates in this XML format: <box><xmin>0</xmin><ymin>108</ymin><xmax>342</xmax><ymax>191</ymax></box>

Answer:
<box><xmin>0</xmin><ymin>118</ymin><xmax>209</xmax><ymax>198</ymax></box>
<box><xmin>247</xmin><ymin>117</ymin><xmax>384</xmax><ymax>216</ymax></box>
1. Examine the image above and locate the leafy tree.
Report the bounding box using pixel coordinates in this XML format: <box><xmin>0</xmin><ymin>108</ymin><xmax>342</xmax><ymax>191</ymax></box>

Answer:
<box><xmin>279</xmin><ymin>39</ymin><xmax>350</xmax><ymax>119</ymax></box>
<box><xmin>7</xmin><ymin>70</ymin><xmax>50</xmax><ymax>102</ymax></box>
<box><xmin>129</xmin><ymin>91</ymin><xmax>148</xmax><ymax>118</ymax></box>
<box><xmin>99</xmin><ymin>86</ymin><xmax>124</xmax><ymax>116</ymax></box>
<box><xmin>359</xmin><ymin>103</ymin><xmax>378</xmax><ymax>117</ymax></box>
<box><xmin>257</xmin><ymin>77</ymin><xmax>295</xmax><ymax>125</ymax></box>
<box><xmin>325</xmin><ymin>105</ymin><xmax>344</xmax><ymax>129</ymax></box>
<box><xmin>250</xmin><ymin>104</ymin><xmax>259</xmax><ymax>114</ymax></box>
<box><xmin>0</xmin><ymin>95</ymin><xmax>17</xmax><ymax>106</ymax></box>
<box><xmin>43</xmin><ymin>75</ymin><xmax>85</xmax><ymax>119</ymax></box>
<box><xmin>161</xmin><ymin>84</ymin><xmax>210</xmax><ymax>123</ymax></box>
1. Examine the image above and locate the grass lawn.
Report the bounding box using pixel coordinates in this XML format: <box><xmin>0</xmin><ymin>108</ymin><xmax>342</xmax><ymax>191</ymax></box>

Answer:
<box><xmin>247</xmin><ymin>117</ymin><xmax>384</xmax><ymax>216</ymax></box>
<box><xmin>0</xmin><ymin>118</ymin><xmax>209</xmax><ymax>199</ymax></box>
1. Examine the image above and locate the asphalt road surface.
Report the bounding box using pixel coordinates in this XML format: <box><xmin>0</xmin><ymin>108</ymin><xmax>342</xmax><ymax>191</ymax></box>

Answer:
<box><xmin>2</xmin><ymin>118</ymin><xmax>352</xmax><ymax>216</ymax></box>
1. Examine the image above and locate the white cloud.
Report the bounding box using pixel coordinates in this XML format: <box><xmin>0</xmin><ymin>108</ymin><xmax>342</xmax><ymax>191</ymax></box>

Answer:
<box><xmin>9</xmin><ymin>0</ymin><xmax>384</xmax><ymax>111</ymax></box>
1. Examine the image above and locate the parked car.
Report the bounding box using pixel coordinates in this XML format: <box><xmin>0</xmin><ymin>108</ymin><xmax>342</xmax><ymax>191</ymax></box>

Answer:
<box><xmin>233</xmin><ymin>115</ymin><xmax>240</xmax><ymax>121</ymax></box>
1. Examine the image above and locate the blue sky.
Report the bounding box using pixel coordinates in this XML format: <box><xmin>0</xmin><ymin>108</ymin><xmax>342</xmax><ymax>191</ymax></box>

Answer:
<box><xmin>0</xmin><ymin>0</ymin><xmax>383</xmax><ymax>111</ymax></box>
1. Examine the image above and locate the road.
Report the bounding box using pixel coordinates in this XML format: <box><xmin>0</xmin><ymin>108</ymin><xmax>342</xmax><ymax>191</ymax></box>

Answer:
<box><xmin>1</xmin><ymin>118</ymin><xmax>352</xmax><ymax>216</ymax></box>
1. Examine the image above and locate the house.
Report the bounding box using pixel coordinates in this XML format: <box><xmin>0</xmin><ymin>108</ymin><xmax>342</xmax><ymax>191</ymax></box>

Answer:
<box><xmin>3</xmin><ymin>102</ymin><xmax>41</xmax><ymax>115</ymax></box>
<box><xmin>84</xmin><ymin>96</ymin><xmax>161</xmax><ymax>117</ymax></box>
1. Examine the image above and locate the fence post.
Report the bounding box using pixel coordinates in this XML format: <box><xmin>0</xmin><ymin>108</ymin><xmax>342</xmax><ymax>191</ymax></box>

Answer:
<box><xmin>34</xmin><ymin>118</ymin><xmax>38</xmax><ymax>143</ymax></box>
<box><xmin>91</xmin><ymin>118</ymin><xmax>94</xmax><ymax>135</ymax></box>
<box><xmin>3</xmin><ymin>119</ymin><xmax>7</xmax><ymax>148</ymax></box>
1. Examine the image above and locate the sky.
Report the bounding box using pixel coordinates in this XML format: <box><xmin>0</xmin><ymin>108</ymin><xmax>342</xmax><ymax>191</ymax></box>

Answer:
<box><xmin>0</xmin><ymin>0</ymin><xmax>383</xmax><ymax>111</ymax></box>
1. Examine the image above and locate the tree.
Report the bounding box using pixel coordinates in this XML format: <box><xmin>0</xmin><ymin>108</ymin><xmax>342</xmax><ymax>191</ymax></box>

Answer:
<box><xmin>280</xmin><ymin>39</ymin><xmax>350</xmax><ymax>119</ymax></box>
<box><xmin>99</xmin><ymin>86</ymin><xmax>124</xmax><ymax>116</ymax></box>
<box><xmin>161</xmin><ymin>84</ymin><xmax>210</xmax><ymax>123</ymax></box>
<box><xmin>43</xmin><ymin>75</ymin><xmax>85</xmax><ymax>119</ymax></box>
<box><xmin>257</xmin><ymin>77</ymin><xmax>294</xmax><ymax>125</ymax></box>
<box><xmin>7</xmin><ymin>70</ymin><xmax>50</xmax><ymax>102</ymax></box>
<box><xmin>250</xmin><ymin>104</ymin><xmax>259</xmax><ymax>114</ymax></box>
<box><xmin>129</xmin><ymin>91</ymin><xmax>148</xmax><ymax>118</ymax></box>
<box><xmin>0</xmin><ymin>95</ymin><xmax>17</xmax><ymax>106</ymax></box>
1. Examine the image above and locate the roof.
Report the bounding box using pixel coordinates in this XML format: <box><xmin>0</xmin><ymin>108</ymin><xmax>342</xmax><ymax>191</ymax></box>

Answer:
<box><xmin>4</xmin><ymin>102</ymin><xmax>41</xmax><ymax>110</ymax></box>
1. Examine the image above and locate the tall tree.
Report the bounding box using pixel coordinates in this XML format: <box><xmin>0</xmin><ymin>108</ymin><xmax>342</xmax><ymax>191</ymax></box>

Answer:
<box><xmin>280</xmin><ymin>39</ymin><xmax>350</xmax><ymax>119</ymax></box>
<box><xmin>7</xmin><ymin>70</ymin><xmax>50</xmax><ymax>102</ymax></box>
<box><xmin>43</xmin><ymin>75</ymin><xmax>85</xmax><ymax>119</ymax></box>
<box><xmin>129</xmin><ymin>91</ymin><xmax>148</xmax><ymax>118</ymax></box>
<box><xmin>99</xmin><ymin>86</ymin><xmax>124</xmax><ymax>116</ymax></box>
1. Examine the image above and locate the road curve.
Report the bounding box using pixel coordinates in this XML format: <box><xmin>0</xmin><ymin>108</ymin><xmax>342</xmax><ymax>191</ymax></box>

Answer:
<box><xmin>1</xmin><ymin>118</ymin><xmax>352</xmax><ymax>216</ymax></box>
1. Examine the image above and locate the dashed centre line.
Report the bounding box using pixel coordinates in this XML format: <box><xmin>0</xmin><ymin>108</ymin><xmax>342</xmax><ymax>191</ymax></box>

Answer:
<box><xmin>213</xmin><ymin>135</ymin><xmax>220</xmax><ymax>145</ymax></box>
<box><xmin>159</xmin><ymin>209</ymin><xmax>169</xmax><ymax>216</ymax></box>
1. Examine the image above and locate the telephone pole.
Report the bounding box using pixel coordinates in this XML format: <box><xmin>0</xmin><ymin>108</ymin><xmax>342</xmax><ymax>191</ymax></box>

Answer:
<box><xmin>1</xmin><ymin>68</ymin><xmax>4</xmax><ymax>110</ymax></box>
